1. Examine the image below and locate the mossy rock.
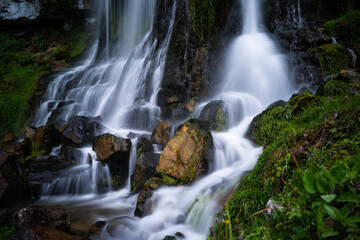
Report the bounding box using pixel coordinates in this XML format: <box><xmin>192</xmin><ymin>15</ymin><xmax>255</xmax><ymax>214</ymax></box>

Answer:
<box><xmin>312</xmin><ymin>44</ymin><xmax>350</xmax><ymax>75</ymax></box>
<box><xmin>189</xmin><ymin>0</ymin><xmax>232</xmax><ymax>42</ymax></box>
<box><xmin>324</xmin><ymin>10</ymin><xmax>360</xmax><ymax>43</ymax></box>
<box><xmin>156</xmin><ymin>119</ymin><xmax>213</xmax><ymax>184</ymax></box>
<box><xmin>324</xmin><ymin>80</ymin><xmax>350</xmax><ymax>96</ymax></box>
<box><xmin>289</xmin><ymin>92</ymin><xmax>318</xmax><ymax>114</ymax></box>
<box><xmin>198</xmin><ymin>100</ymin><xmax>229</xmax><ymax>132</ymax></box>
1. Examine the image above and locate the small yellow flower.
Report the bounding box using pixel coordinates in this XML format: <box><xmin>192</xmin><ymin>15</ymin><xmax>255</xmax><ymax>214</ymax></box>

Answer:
<box><xmin>225</xmin><ymin>220</ymin><xmax>229</xmax><ymax>224</ymax></box>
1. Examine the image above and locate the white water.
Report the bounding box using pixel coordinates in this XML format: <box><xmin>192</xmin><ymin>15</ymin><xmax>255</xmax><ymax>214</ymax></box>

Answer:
<box><xmin>33</xmin><ymin>0</ymin><xmax>292</xmax><ymax>238</ymax></box>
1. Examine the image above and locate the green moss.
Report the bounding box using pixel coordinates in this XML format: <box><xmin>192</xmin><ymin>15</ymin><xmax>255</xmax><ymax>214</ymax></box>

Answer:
<box><xmin>324</xmin><ymin>10</ymin><xmax>360</xmax><ymax>43</ymax></box>
<box><xmin>161</xmin><ymin>174</ymin><xmax>177</xmax><ymax>185</ymax></box>
<box><xmin>189</xmin><ymin>0</ymin><xmax>216</xmax><ymax>42</ymax></box>
<box><xmin>312</xmin><ymin>44</ymin><xmax>350</xmax><ymax>75</ymax></box>
<box><xmin>111</xmin><ymin>176</ymin><xmax>122</xmax><ymax>188</ymax></box>
<box><xmin>136</xmin><ymin>147</ymin><xmax>143</xmax><ymax>159</ymax></box>
<box><xmin>53</xmin><ymin>46</ymin><xmax>65</xmax><ymax>60</ymax></box>
<box><xmin>0</xmin><ymin>226</ymin><xmax>17</xmax><ymax>240</ymax></box>
<box><xmin>214</xmin><ymin>108</ymin><xmax>228</xmax><ymax>132</ymax></box>
<box><xmin>324</xmin><ymin>80</ymin><xmax>350</xmax><ymax>96</ymax></box>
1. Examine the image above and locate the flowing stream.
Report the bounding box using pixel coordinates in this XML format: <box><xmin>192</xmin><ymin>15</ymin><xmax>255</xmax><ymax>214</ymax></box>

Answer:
<box><xmin>34</xmin><ymin>0</ymin><xmax>292</xmax><ymax>239</ymax></box>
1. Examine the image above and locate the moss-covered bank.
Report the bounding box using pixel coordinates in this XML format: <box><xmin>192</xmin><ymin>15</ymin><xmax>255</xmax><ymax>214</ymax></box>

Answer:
<box><xmin>0</xmin><ymin>22</ymin><xmax>93</xmax><ymax>137</ymax></box>
<box><xmin>211</xmin><ymin>75</ymin><xmax>360</xmax><ymax>239</ymax></box>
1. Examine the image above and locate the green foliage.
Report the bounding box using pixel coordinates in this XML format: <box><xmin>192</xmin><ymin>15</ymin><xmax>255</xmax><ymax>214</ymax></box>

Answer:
<box><xmin>324</xmin><ymin>10</ymin><xmax>360</xmax><ymax>43</ymax></box>
<box><xmin>324</xmin><ymin>80</ymin><xmax>350</xmax><ymax>96</ymax></box>
<box><xmin>111</xmin><ymin>176</ymin><xmax>122</xmax><ymax>188</ymax></box>
<box><xmin>212</xmin><ymin>90</ymin><xmax>360</xmax><ymax>239</ymax></box>
<box><xmin>0</xmin><ymin>226</ymin><xmax>16</xmax><ymax>240</ymax></box>
<box><xmin>215</xmin><ymin>107</ymin><xmax>228</xmax><ymax>132</ymax></box>
<box><xmin>53</xmin><ymin>46</ymin><xmax>65</xmax><ymax>60</ymax></box>
<box><xmin>312</xmin><ymin>44</ymin><xmax>350</xmax><ymax>75</ymax></box>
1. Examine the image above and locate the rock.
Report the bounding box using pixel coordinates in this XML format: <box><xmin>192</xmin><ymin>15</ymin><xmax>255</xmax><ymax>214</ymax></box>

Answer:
<box><xmin>87</xmin><ymin>221</ymin><xmax>106</xmax><ymax>239</ymax></box>
<box><xmin>0</xmin><ymin>152</ymin><xmax>30</xmax><ymax>207</ymax></box>
<box><xmin>130</xmin><ymin>152</ymin><xmax>160</xmax><ymax>193</ymax></box>
<box><xmin>136</xmin><ymin>137</ymin><xmax>154</xmax><ymax>153</ymax></box>
<box><xmin>163</xmin><ymin>236</ymin><xmax>176</xmax><ymax>240</ymax></box>
<box><xmin>156</xmin><ymin>119</ymin><xmax>213</xmax><ymax>183</ymax></box>
<box><xmin>24</xmin><ymin>155</ymin><xmax>74</xmax><ymax>198</ymax></box>
<box><xmin>10</xmin><ymin>225</ymin><xmax>83</xmax><ymax>240</ymax></box>
<box><xmin>61</xmin><ymin>116</ymin><xmax>94</xmax><ymax>145</ymax></box>
<box><xmin>2</xmin><ymin>140</ymin><xmax>31</xmax><ymax>161</ymax></box>
<box><xmin>13</xmin><ymin>206</ymin><xmax>70</xmax><ymax>232</ymax></box>
<box><xmin>246</xmin><ymin>100</ymin><xmax>287</xmax><ymax>144</ymax></box>
<box><xmin>0</xmin><ymin>0</ymin><xmax>40</xmax><ymax>22</ymax></box>
<box><xmin>198</xmin><ymin>100</ymin><xmax>229</xmax><ymax>131</ymax></box>
<box><xmin>289</xmin><ymin>92</ymin><xmax>317</xmax><ymax>114</ymax></box>
<box><xmin>339</xmin><ymin>69</ymin><xmax>359</xmax><ymax>80</ymax></box>
<box><xmin>134</xmin><ymin>177</ymin><xmax>179</xmax><ymax>217</ymax></box>
<box><xmin>185</xmin><ymin>97</ymin><xmax>199</xmax><ymax>112</ymax></box>
<box><xmin>0</xmin><ymin>133</ymin><xmax>15</xmax><ymax>144</ymax></box>
<box><xmin>150</xmin><ymin>121</ymin><xmax>172</xmax><ymax>147</ymax></box>
<box><xmin>93</xmin><ymin>133</ymin><xmax>132</xmax><ymax>187</ymax></box>
<box><xmin>25</xmin><ymin>127</ymin><xmax>36</xmax><ymax>143</ymax></box>
<box><xmin>33</xmin><ymin>125</ymin><xmax>62</xmax><ymax>154</ymax></box>
<box><xmin>63</xmin><ymin>148</ymin><xmax>82</xmax><ymax>164</ymax></box>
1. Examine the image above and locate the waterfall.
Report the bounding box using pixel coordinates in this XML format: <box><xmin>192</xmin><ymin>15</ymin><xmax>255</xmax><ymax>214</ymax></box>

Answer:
<box><xmin>33</xmin><ymin>0</ymin><xmax>292</xmax><ymax>238</ymax></box>
<box><xmin>348</xmin><ymin>48</ymin><xmax>357</xmax><ymax>68</ymax></box>
<box><xmin>96</xmin><ymin>0</ymin><xmax>292</xmax><ymax>239</ymax></box>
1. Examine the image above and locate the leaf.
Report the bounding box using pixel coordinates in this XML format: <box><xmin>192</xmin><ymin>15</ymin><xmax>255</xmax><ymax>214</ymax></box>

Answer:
<box><xmin>303</xmin><ymin>171</ymin><xmax>316</xmax><ymax>194</ymax></box>
<box><xmin>324</xmin><ymin>204</ymin><xmax>342</xmax><ymax>220</ymax></box>
<box><xmin>338</xmin><ymin>192</ymin><xmax>358</xmax><ymax>203</ymax></box>
<box><xmin>322</xmin><ymin>231</ymin><xmax>339</xmax><ymax>238</ymax></box>
<box><xmin>321</xmin><ymin>194</ymin><xmax>336</xmax><ymax>203</ymax></box>
<box><xmin>329</xmin><ymin>164</ymin><xmax>347</xmax><ymax>184</ymax></box>
<box><xmin>344</xmin><ymin>215</ymin><xmax>360</xmax><ymax>225</ymax></box>
<box><xmin>316</xmin><ymin>175</ymin><xmax>332</xmax><ymax>193</ymax></box>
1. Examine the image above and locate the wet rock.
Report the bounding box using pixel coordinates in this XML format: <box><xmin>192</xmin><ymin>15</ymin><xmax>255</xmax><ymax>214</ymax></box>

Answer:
<box><xmin>156</xmin><ymin>119</ymin><xmax>213</xmax><ymax>184</ymax></box>
<box><xmin>198</xmin><ymin>100</ymin><xmax>229</xmax><ymax>131</ymax></box>
<box><xmin>87</xmin><ymin>221</ymin><xmax>106</xmax><ymax>238</ymax></box>
<box><xmin>134</xmin><ymin>177</ymin><xmax>178</xmax><ymax>217</ymax></box>
<box><xmin>13</xmin><ymin>206</ymin><xmax>70</xmax><ymax>232</ymax></box>
<box><xmin>163</xmin><ymin>236</ymin><xmax>176</xmax><ymax>240</ymax></box>
<box><xmin>130</xmin><ymin>152</ymin><xmax>160</xmax><ymax>193</ymax></box>
<box><xmin>10</xmin><ymin>225</ymin><xmax>83</xmax><ymax>240</ymax></box>
<box><xmin>32</xmin><ymin>125</ymin><xmax>62</xmax><ymax>154</ymax></box>
<box><xmin>24</xmin><ymin>155</ymin><xmax>74</xmax><ymax>197</ymax></box>
<box><xmin>185</xmin><ymin>97</ymin><xmax>199</xmax><ymax>112</ymax></box>
<box><xmin>25</xmin><ymin>127</ymin><xmax>36</xmax><ymax>143</ymax></box>
<box><xmin>63</xmin><ymin>148</ymin><xmax>82</xmax><ymax>164</ymax></box>
<box><xmin>0</xmin><ymin>152</ymin><xmax>30</xmax><ymax>207</ymax></box>
<box><xmin>136</xmin><ymin>137</ymin><xmax>154</xmax><ymax>153</ymax></box>
<box><xmin>61</xmin><ymin>116</ymin><xmax>94</xmax><ymax>146</ymax></box>
<box><xmin>106</xmin><ymin>217</ymin><xmax>141</xmax><ymax>239</ymax></box>
<box><xmin>150</xmin><ymin>121</ymin><xmax>172</xmax><ymax>147</ymax></box>
<box><xmin>93</xmin><ymin>133</ymin><xmax>132</xmax><ymax>187</ymax></box>
<box><xmin>289</xmin><ymin>92</ymin><xmax>317</xmax><ymax>114</ymax></box>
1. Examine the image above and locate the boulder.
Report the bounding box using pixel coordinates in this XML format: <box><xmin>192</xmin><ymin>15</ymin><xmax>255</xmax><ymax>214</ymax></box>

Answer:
<box><xmin>156</xmin><ymin>119</ymin><xmax>213</xmax><ymax>183</ymax></box>
<box><xmin>31</xmin><ymin>125</ymin><xmax>62</xmax><ymax>154</ymax></box>
<box><xmin>198</xmin><ymin>100</ymin><xmax>229</xmax><ymax>131</ymax></box>
<box><xmin>2</xmin><ymin>140</ymin><xmax>31</xmax><ymax>161</ymax></box>
<box><xmin>0</xmin><ymin>152</ymin><xmax>30</xmax><ymax>207</ymax></box>
<box><xmin>93</xmin><ymin>133</ymin><xmax>132</xmax><ymax>187</ymax></box>
<box><xmin>61</xmin><ymin>116</ymin><xmax>94</xmax><ymax>145</ymax></box>
<box><xmin>10</xmin><ymin>225</ymin><xmax>83</xmax><ymax>240</ymax></box>
<box><xmin>136</xmin><ymin>137</ymin><xmax>154</xmax><ymax>153</ymax></box>
<box><xmin>87</xmin><ymin>221</ymin><xmax>106</xmax><ymax>239</ymax></box>
<box><xmin>130</xmin><ymin>152</ymin><xmax>160</xmax><ymax>193</ymax></box>
<box><xmin>134</xmin><ymin>177</ymin><xmax>167</xmax><ymax>217</ymax></box>
<box><xmin>13</xmin><ymin>206</ymin><xmax>70</xmax><ymax>232</ymax></box>
<box><xmin>150</xmin><ymin>121</ymin><xmax>172</xmax><ymax>147</ymax></box>
<box><xmin>0</xmin><ymin>0</ymin><xmax>40</xmax><ymax>22</ymax></box>
<box><xmin>246</xmin><ymin>100</ymin><xmax>287</xmax><ymax>144</ymax></box>
<box><xmin>0</xmin><ymin>133</ymin><xmax>15</xmax><ymax>144</ymax></box>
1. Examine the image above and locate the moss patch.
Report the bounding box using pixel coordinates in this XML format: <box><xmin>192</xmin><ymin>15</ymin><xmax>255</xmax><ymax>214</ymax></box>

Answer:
<box><xmin>312</xmin><ymin>44</ymin><xmax>350</xmax><ymax>75</ymax></box>
<box><xmin>324</xmin><ymin>10</ymin><xmax>360</xmax><ymax>43</ymax></box>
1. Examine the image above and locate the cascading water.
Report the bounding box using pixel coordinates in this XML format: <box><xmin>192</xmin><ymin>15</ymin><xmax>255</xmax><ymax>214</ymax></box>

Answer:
<box><xmin>33</xmin><ymin>0</ymin><xmax>292</xmax><ymax>238</ymax></box>
<box><xmin>88</xmin><ymin>0</ymin><xmax>292</xmax><ymax>239</ymax></box>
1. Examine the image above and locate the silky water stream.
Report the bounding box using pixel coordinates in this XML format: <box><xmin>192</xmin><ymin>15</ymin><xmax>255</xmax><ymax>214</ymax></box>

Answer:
<box><xmin>34</xmin><ymin>0</ymin><xmax>293</xmax><ymax>239</ymax></box>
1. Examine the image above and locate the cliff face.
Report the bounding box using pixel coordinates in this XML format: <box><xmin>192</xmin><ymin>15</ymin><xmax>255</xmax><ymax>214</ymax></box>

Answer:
<box><xmin>156</xmin><ymin>0</ymin><xmax>235</xmax><ymax>113</ymax></box>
